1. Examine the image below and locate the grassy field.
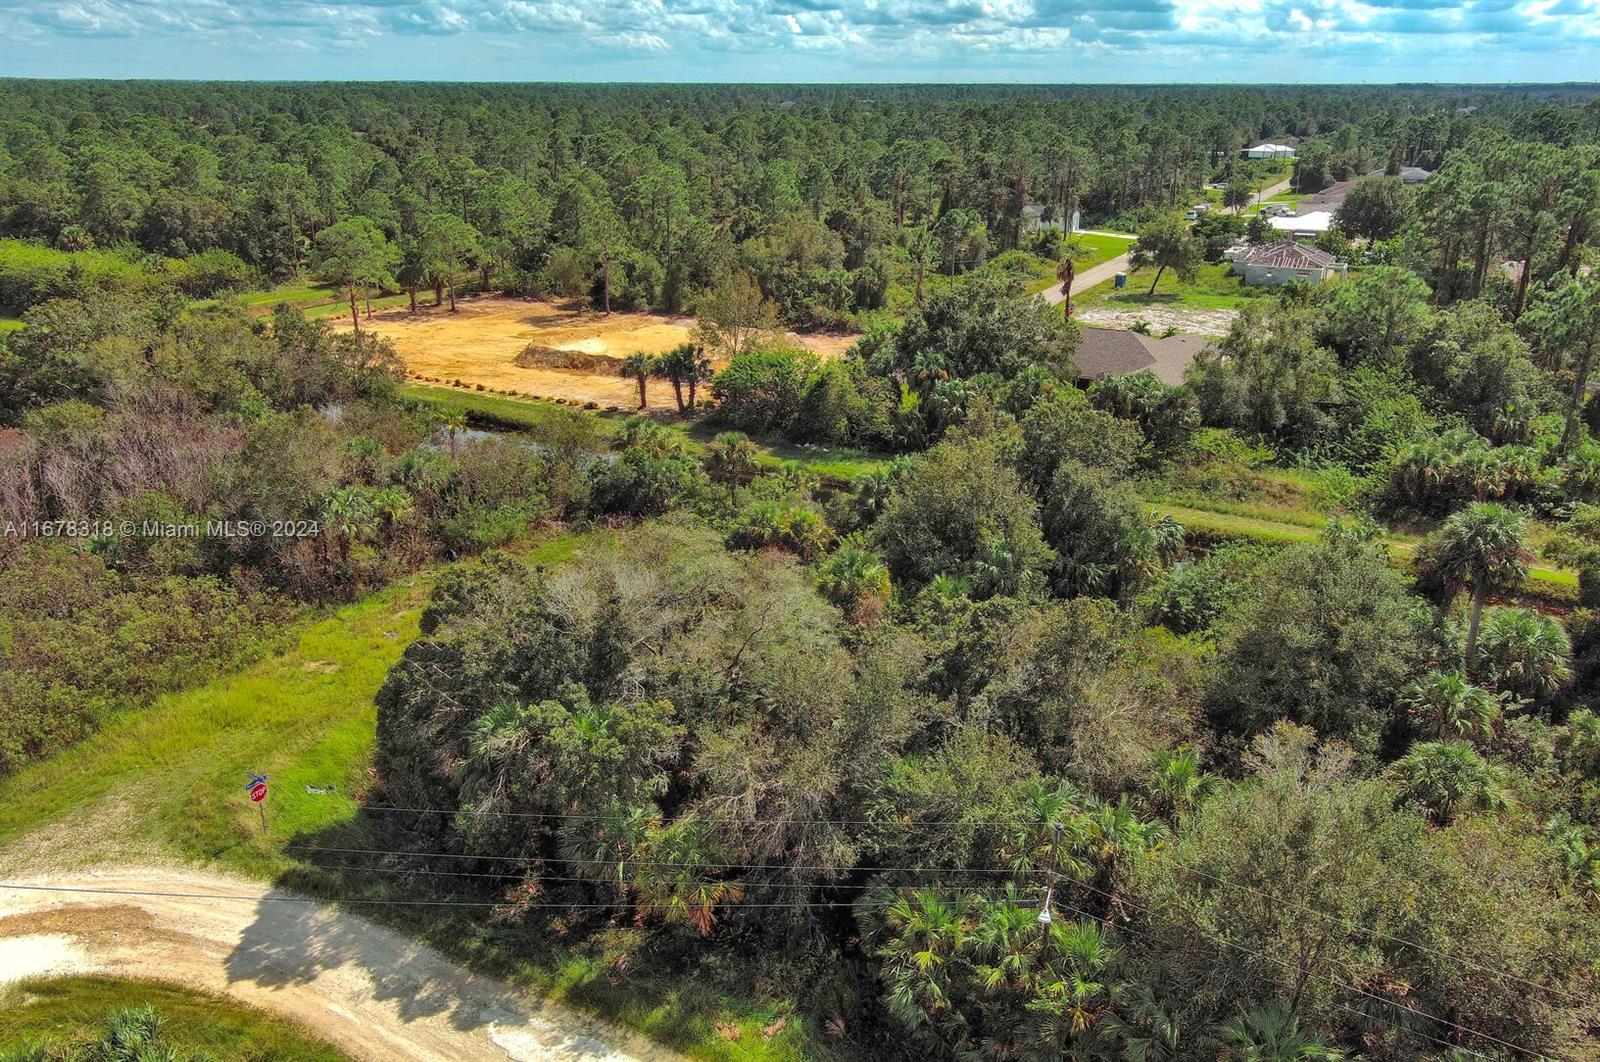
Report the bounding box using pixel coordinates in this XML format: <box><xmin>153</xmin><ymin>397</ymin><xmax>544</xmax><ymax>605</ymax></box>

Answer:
<box><xmin>1148</xmin><ymin>497</ymin><xmax>1578</xmax><ymax>600</ymax></box>
<box><xmin>0</xmin><ymin>533</ymin><xmax>828</xmax><ymax>1062</ymax></box>
<box><xmin>0</xmin><ymin>316</ymin><xmax>21</xmax><ymax>333</ymax></box>
<box><xmin>223</xmin><ymin>278</ymin><xmax>438</xmax><ymax>320</ymax></box>
<box><xmin>0</xmin><ymin>976</ymin><xmax>349</xmax><ymax>1061</ymax></box>
<box><xmin>1075</xmin><ymin>261</ymin><xmax>1271</xmax><ymax>311</ymax></box>
<box><xmin>401</xmin><ymin>381</ymin><xmax>892</xmax><ymax>482</ymax></box>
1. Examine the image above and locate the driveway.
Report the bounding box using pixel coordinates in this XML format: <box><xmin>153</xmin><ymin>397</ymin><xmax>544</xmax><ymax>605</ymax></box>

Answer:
<box><xmin>0</xmin><ymin>866</ymin><xmax>683</xmax><ymax>1062</ymax></box>
<box><xmin>1040</xmin><ymin>237</ymin><xmax>1137</xmax><ymax>306</ymax></box>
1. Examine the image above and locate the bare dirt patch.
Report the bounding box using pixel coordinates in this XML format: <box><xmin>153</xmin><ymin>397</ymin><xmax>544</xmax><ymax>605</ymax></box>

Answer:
<box><xmin>0</xmin><ymin>867</ymin><xmax>680</xmax><ymax>1062</ymax></box>
<box><xmin>1076</xmin><ymin>306</ymin><xmax>1236</xmax><ymax>337</ymax></box>
<box><xmin>343</xmin><ymin>296</ymin><xmax>856</xmax><ymax>409</ymax></box>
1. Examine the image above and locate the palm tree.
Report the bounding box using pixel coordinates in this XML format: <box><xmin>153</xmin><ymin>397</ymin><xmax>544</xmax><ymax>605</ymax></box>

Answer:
<box><xmin>1220</xmin><ymin>1004</ymin><xmax>1343</xmax><ymax>1060</ymax></box>
<box><xmin>1056</xmin><ymin>254</ymin><xmax>1077</xmax><ymax>318</ymax></box>
<box><xmin>1146</xmin><ymin>746</ymin><xmax>1216</xmax><ymax>823</ymax></box>
<box><xmin>1401</xmin><ymin>670</ymin><xmax>1503</xmax><ymax>741</ymax></box>
<box><xmin>633</xmin><ymin>820</ymin><xmax>743</xmax><ymax>936</ymax></box>
<box><xmin>434</xmin><ymin>406</ymin><xmax>467</xmax><ymax>457</ymax></box>
<box><xmin>1101</xmin><ymin>985</ymin><xmax>1187</xmax><ymax>1061</ymax></box>
<box><xmin>1473</xmin><ymin>606</ymin><xmax>1574</xmax><ymax>701</ymax></box>
<box><xmin>654</xmin><ymin>342</ymin><xmax>712</xmax><ymax>413</ymax></box>
<box><xmin>1417</xmin><ymin>502</ymin><xmax>1531</xmax><ymax>659</ymax></box>
<box><xmin>815</xmin><ymin>546</ymin><xmax>892</xmax><ymax>624</ymax></box>
<box><xmin>704</xmin><ymin>430</ymin><xmax>759</xmax><ymax>505</ymax></box>
<box><xmin>1393</xmin><ymin>739</ymin><xmax>1513</xmax><ymax>824</ymax></box>
<box><xmin>558</xmin><ymin>800</ymin><xmax>659</xmax><ymax>908</ymax></box>
<box><xmin>619</xmin><ymin>352</ymin><xmax>653</xmax><ymax>410</ymax></box>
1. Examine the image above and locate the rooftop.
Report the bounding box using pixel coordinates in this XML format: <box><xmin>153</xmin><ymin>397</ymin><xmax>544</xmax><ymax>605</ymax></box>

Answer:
<box><xmin>1073</xmin><ymin>327</ymin><xmax>1210</xmax><ymax>386</ymax></box>
<box><xmin>1237</xmin><ymin>241</ymin><xmax>1340</xmax><ymax>269</ymax></box>
<box><xmin>1269</xmin><ymin>210</ymin><xmax>1335</xmax><ymax>234</ymax></box>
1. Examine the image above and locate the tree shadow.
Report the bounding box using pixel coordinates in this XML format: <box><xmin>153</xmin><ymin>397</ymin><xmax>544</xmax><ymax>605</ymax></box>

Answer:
<box><xmin>222</xmin><ymin>815</ymin><xmax>656</xmax><ymax>1058</ymax></box>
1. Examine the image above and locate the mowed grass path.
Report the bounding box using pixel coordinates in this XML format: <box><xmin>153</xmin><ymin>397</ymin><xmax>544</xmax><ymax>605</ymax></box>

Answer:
<box><xmin>1</xmin><ymin>976</ymin><xmax>349</xmax><ymax>1061</ymax></box>
<box><xmin>1152</xmin><ymin>500</ymin><xmax>1579</xmax><ymax>598</ymax></box>
<box><xmin>0</xmin><ymin>573</ymin><xmax>435</xmax><ymax>871</ymax></box>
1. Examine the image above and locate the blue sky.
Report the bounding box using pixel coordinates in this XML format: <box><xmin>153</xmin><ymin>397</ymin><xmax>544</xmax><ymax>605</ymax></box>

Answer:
<box><xmin>5</xmin><ymin>0</ymin><xmax>1598</xmax><ymax>83</ymax></box>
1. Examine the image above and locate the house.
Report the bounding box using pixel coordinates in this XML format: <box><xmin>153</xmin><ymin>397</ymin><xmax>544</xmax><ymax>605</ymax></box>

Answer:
<box><xmin>1072</xmin><ymin>327</ymin><xmax>1209</xmax><ymax>386</ymax></box>
<box><xmin>1268</xmin><ymin>210</ymin><xmax>1335</xmax><ymax>238</ymax></box>
<box><xmin>1244</xmin><ymin>143</ymin><xmax>1296</xmax><ymax>159</ymax></box>
<box><xmin>1023</xmin><ymin>203</ymin><xmax>1080</xmax><ymax>233</ymax></box>
<box><xmin>1296</xmin><ymin>178</ymin><xmax>1359</xmax><ymax>215</ymax></box>
<box><xmin>1230</xmin><ymin>240</ymin><xmax>1347</xmax><ymax>286</ymax></box>
<box><xmin>1400</xmin><ymin>166</ymin><xmax>1434</xmax><ymax>184</ymax></box>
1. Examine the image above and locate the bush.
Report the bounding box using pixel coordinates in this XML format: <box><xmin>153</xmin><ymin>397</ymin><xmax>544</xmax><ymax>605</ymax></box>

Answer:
<box><xmin>710</xmin><ymin>347</ymin><xmax>818</xmax><ymax>436</ymax></box>
<box><xmin>726</xmin><ymin>501</ymin><xmax>833</xmax><ymax>560</ymax></box>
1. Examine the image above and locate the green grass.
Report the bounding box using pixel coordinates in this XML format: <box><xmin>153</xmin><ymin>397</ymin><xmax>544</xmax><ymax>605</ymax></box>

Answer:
<box><xmin>228</xmin><ymin>279</ymin><xmax>474</xmax><ymax>320</ymax></box>
<box><xmin>0</xmin><ymin>571</ymin><xmax>434</xmax><ymax>865</ymax></box>
<box><xmin>234</xmin><ymin>279</ymin><xmax>343</xmax><ymax>308</ymax></box>
<box><xmin>306</xmin><ymin>293</ymin><xmax>414</xmax><ymax>320</ymax></box>
<box><xmin>0</xmin><ymin>316</ymin><xmax>21</xmax><ymax>333</ymax></box>
<box><xmin>0</xmin><ymin>977</ymin><xmax>349</xmax><ymax>1061</ymax></box>
<box><xmin>401</xmin><ymin>382</ymin><xmax>893</xmax><ymax>482</ymax></box>
<box><xmin>1075</xmin><ymin>261</ymin><xmax>1271</xmax><ymax>310</ymax></box>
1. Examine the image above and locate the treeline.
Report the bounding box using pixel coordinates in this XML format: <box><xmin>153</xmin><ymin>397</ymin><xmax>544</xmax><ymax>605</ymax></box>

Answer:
<box><xmin>1</xmin><ymin>81</ymin><xmax>1595</xmax><ymax>325</ymax></box>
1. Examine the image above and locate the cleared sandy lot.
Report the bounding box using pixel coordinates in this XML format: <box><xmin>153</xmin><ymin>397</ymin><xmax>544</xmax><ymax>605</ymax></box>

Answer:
<box><xmin>342</xmin><ymin>296</ymin><xmax>857</xmax><ymax>409</ymax></box>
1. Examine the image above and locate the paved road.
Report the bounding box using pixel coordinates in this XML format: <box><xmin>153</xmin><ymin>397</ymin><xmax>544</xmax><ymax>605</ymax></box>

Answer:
<box><xmin>1041</xmin><ymin>252</ymin><xmax>1133</xmax><ymax>305</ymax></box>
<box><xmin>0</xmin><ymin>866</ymin><xmax>683</xmax><ymax>1062</ymax></box>
<box><xmin>1256</xmin><ymin>174</ymin><xmax>1294</xmax><ymax>201</ymax></box>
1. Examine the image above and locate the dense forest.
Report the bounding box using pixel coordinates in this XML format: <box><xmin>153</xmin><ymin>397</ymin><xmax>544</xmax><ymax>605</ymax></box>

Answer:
<box><xmin>4</xmin><ymin>81</ymin><xmax>1600</xmax><ymax>1059</ymax></box>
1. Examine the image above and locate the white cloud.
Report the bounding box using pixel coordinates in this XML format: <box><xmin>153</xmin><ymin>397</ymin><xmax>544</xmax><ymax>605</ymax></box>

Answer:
<box><xmin>5</xmin><ymin>0</ymin><xmax>1598</xmax><ymax>77</ymax></box>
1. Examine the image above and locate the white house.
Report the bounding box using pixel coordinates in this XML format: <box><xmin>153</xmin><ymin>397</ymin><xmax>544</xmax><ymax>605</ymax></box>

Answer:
<box><xmin>1231</xmin><ymin>241</ymin><xmax>1347</xmax><ymax>286</ymax></box>
<box><xmin>1244</xmin><ymin>143</ymin><xmax>1296</xmax><ymax>159</ymax></box>
<box><xmin>1023</xmin><ymin>203</ymin><xmax>1080</xmax><ymax>233</ymax></box>
<box><xmin>1268</xmin><ymin>210</ymin><xmax>1334</xmax><ymax>238</ymax></box>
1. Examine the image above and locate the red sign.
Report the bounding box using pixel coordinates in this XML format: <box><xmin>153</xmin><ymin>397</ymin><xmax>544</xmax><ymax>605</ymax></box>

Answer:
<box><xmin>249</xmin><ymin>781</ymin><xmax>268</xmax><ymax>803</ymax></box>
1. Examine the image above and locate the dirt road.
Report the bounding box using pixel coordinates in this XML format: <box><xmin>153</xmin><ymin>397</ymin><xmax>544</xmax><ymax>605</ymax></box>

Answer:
<box><xmin>0</xmin><ymin>866</ymin><xmax>683</xmax><ymax>1062</ymax></box>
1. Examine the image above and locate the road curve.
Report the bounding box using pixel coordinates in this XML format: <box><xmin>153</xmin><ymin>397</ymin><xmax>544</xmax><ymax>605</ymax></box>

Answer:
<box><xmin>0</xmin><ymin>866</ymin><xmax>685</xmax><ymax>1062</ymax></box>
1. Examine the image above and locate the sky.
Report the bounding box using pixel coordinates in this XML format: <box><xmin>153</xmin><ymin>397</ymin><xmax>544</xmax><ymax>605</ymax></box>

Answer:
<box><xmin>4</xmin><ymin>0</ymin><xmax>1599</xmax><ymax>84</ymax></box>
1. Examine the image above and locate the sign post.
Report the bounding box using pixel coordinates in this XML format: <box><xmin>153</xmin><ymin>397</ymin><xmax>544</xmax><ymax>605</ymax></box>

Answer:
<box><xmin>244</xmin><ymin>772</ymin><xmax>269</xmax><ymax>831</ymax></box>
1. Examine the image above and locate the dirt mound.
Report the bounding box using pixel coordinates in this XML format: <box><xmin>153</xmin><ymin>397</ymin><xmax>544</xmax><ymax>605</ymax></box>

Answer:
<box><xmin>514</xmin><ymin>344</ymin><xmax>622</xmax><ymax>375</ymax></box>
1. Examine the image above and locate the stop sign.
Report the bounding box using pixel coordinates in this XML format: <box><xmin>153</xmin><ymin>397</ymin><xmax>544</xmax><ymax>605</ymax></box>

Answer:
<box><xmin>249</xmin><ymin>781</ymin><xmax>268</xmax><ymax>802</ymax></box>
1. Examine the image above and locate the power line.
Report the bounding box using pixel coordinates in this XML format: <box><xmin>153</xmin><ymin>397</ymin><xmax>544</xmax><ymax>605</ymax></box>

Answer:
<box><xmin>1039</xmin><ymin>888</ymin><xmax>1500</xmax><ymax>1062</ymax></box>
<box><xmin>0</xmin><ymin>874</ymin><xmax>1546</xmax><ymax>1058</ymax></box>
<box><xmin>291</xmin><ymin>845</ymin><xmax>1560</xmax><ymax>1056</ymax></box>
<box><xmin>287</xmin><ymin>822</ymin><xmax>1597</xmax><ymax>1010</ymax></box>
<box><xmin>284</xmin><ymin>843</ymin><xmax>1025</xmax><ymax>876</ymax></box>
<box><xmin>1158</xmin><ymin>853</ymin><xmax>1597</xmax><ymax>1012</ymax></box>
<box><xmin>350</xmin><ymin>802</ymin><xmax>1001</xmax><ymax>828</ymax></box>
<box><xmin>1045</xmin><ymin>870</ymin><xmax>1540</xmax><ymax>1060</ymax></box>
<box><xmin>0</xmin><ymin>882</ymin><xmax>877</xmax><ymax>912</ymax></box>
